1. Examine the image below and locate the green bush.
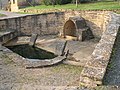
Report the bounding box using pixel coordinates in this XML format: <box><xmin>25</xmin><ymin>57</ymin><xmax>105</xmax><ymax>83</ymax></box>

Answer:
<box><xmin>60</xmin><ymin>0</ymin><xmax>72</xmax><ymax>4</ymax></box>
<box><xmin>72</xmin><ymin>0</ymin><xmax>94</xmax><ymax>3</ymax></box>
<box><xmin>42</xmin><ymin>0</ymin><xmax>51</xmax><ymax>5</ymax></box>
<box><xmin>42</xmin><ymin>0</ymin><xmax>72</xmax><ymax>5</ymax></box>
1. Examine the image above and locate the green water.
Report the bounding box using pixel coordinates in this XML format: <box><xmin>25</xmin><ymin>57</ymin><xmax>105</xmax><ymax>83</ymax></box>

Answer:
<box><xmin>7</xmin><ymin>44</ymin><xmax>57</xmax><ymax>60</ymax></box>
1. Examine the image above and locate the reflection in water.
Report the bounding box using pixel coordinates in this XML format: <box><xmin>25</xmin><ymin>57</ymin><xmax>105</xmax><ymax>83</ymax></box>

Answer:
<box><xmin>7</xmin><ymin>44</ymin><xmax>57</xmax><ymax>60</ymax></box>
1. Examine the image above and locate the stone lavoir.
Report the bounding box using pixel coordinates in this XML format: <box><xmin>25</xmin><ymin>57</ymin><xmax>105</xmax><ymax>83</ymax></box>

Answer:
<box><xmin>0</xmin><ymin>10</ymin><xmax>120</xmax><ymax>88</ymax></box>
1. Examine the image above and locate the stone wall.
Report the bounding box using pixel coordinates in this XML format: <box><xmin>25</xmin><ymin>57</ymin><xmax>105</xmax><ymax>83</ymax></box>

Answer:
<box><xmin>64</xmin><ymin>10</ymin><xmax>110</xmax><ymax>38</ymax></box>
<box><xmin>0</xmin><ymin>29</ymin><xmax>18</xmax><ymax>44</ymax></box>
<box><xmin>0</xmin><ymin>10</ymin><xmax>120</xmax><ymax>88</ymax></box>
<box><xmin>0</xmin><ymin>12</ymin><xmax>64</xmax><ymax>36</ymax></box>
<box><xmin>20</xmin><ymin>9</ymin><xmax>112</xmax><ymax>38</ymax></box>
<box><xmin>80</xmin><ymin>12</ymin><xmax>120</xmax><ymax>87</ymax></box>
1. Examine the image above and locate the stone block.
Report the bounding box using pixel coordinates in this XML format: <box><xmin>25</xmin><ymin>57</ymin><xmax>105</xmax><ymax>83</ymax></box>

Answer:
<box><xmin>29</xmin><ymin>34</ymin><xmax>38</xmax><ymax>46</ymax></box>
<box><xmin>87</xmin><ymin>58</ymin><xmax>109</xmax><ymax>68</ymax></box>
<box><xmin>55</xmin><ymin>40</ymin><xmax>67</xmax><ymax>56</ymax></box>
<box><xmin>81</xmin><ymin>67</ymin><xmax>105</xmax><ymax>81</ymax></box>
<box><xmin>80</xmin><ymin>76</ymin><xmax>102</xmax><ymax>88</ymax></box>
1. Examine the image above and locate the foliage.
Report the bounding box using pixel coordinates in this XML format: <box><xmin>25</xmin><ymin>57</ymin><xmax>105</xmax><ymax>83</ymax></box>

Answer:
<box><xmin>42</xmin><ymin>0</ymin><xmax>72</xmax><ymax>5</ymax></box>
<box><xmin>23</xmin><ymin>1</ymin><xmax>120</xmax><ymax>10</ymax></box>
<box><xmin>0</xmin><ymin>14</ymin><xmax>6</xmax><ymax>17</ymax></box>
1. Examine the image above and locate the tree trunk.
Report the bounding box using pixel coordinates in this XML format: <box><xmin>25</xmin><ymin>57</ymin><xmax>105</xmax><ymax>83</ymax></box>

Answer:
<box><xmin>51</xmin><ymin>0</ymin><xmax>55</xmax><ymax>7</ymax></box>
<box><xmin>76</xmin><ymin>0</ymin><xmax>78</xmax><ymax>7</ymax></box>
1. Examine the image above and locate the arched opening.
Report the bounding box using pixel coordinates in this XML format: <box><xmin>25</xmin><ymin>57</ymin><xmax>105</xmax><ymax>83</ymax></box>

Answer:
<box><xmin>63</xmin><ymin>20</ymin><xmax>76</xmax><ymax>38</ymax></box>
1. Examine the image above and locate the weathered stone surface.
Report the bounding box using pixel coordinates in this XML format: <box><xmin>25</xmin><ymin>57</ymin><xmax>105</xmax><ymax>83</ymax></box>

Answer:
<box><xmin>81</xmin><ymin>67</ymin><xmax>105</xmax><ymax>81</ymax></box>
<box><xmin>64</xmin><ymin>10</ymin><xmax>110</xmax><ymax>39</ymax></box>
<box><xmin>1</xmin><ymin>45</ymin><xmax>66</xmax><ymax>68</ymax></box>
<box><xmin>0</xmin><ymin>12</ymin><xmax>64</xmax><ymax>36</ymax></box>
<box><xmin>0</xmin><ymin>49</ymin><xmax>83</xmax><ymax>88</ymax></box>
<box><xmin>87</xmin><ymin>58</ymin><xmax>108</xmax><ymax>68</ymax></box>
<box><xmin>29</xmin><ymin>34</ymin><xmax>38</xmax><ymax>46</ymax></box>
<box><xmin>55</xmin><ymin>40</ymin><xmax>67</xmax><ymax>56</ymax></box>
<box><xmin>0</xmin><ymin>10</ymin><xmax>111</xmax><ymax>39</ymax></box>
<box><xmin>80</xmin><ymin>76</ymin><xmax>102</xmax><ymax>88</ymax></box>
<box><xmin>25</xmin><ymin>56</ymin><xmax>66</xmax><ymax>68</ymax></box>
<box><xmin>0</xmin><ymin>29</ymin><xmax>18</xmax><ymax>45</ymax></box>
<box><xmin>63</xmin><ymin>17</ymin><xmax>94</xmax><ymax>41</ymax></box>
<box><xmin>0</xmin><ymin>83</ymin><xmax>88</xmax><ymax>90</ymax></box>
<box><xmin>80</xmin><ymin>12</ymin><xmax>120</xmax><ymax>87</ymax></box>
<box><xmin>0</xmin><ymin>10</ymin><xmax>120</xmax><ymax>88</ymax></box>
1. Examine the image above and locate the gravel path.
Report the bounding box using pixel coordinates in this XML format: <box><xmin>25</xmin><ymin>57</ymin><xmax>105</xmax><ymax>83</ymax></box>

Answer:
<box><xmin>103</xmin><ymin>30</ymin><xmax>120</xmax><ymax>85</ymax></box>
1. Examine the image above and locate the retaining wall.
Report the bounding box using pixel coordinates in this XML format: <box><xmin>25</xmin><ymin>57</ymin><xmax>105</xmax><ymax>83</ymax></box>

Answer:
<box><xmin>20</xmin><ymin>9</ymin><xmax>112</xmax><ymax>38</ymax></box>
<box><xmin>0</xmin><ymin>12</ymin><xmax>64</xmax><ymax>36</ymax></box>
<box><xmin>80</xmin><ymin>12</ymin><xmax>120</xmax><ymax>87</ymax></box>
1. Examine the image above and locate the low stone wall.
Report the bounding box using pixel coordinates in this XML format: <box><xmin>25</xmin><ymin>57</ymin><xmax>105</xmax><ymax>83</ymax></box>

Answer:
<box><xmin>0</xmin><ymin>12</ymin><xmax>64</xmax><ymax>36</ymax></box>
<box><xmin>20</xmin><ymin>9</ymin><xmax>120</xmax><ymax>14</ymax></box>
<box><xmin>0</xmin><ymin>10</ymin><xmax>114</xmax><ymax>39</ymax></box>
<box><xmin>20</xmin><ymin>9</ymin><xmax>114</xmax><ymax>38</ymax></box>
<box><xmin>79</xmin><ymin>12</ymin><xmax>120</xmax><ymax>87</ymax></box>
<box><xmin>0</xmin><ymin>29</ymin><xmax>18</xmax><ymax>44</ymax></box>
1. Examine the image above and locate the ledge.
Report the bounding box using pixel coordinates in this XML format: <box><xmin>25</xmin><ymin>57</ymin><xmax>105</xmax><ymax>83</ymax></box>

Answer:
<box><xmin>0</xmin><ymin>45</ymin><xmax>66</xmax><ymax>68</ymax></box>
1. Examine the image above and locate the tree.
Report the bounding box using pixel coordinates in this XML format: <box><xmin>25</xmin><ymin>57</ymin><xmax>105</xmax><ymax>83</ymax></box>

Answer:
<box><xmin>76</xmin><ymin>0</ymin><xmax>78</xmax><ymax>7</ymax></box>
<box><xmin>26</xmin><ymin>0</ymin><xmax>35</xmax><ymax>7</ymax></box>
<box><xmin>51</xmin><ymin>0</ymin><xmax>55</xmax><ymax>7</ymax></box>
<box><xmin>72</xmin><ymin>0</ymin><xmax>79</xmax><ymax>7</ymax></box>
<box><xmin>0</xmin><ymin>0</ymin><xmax>2</xmax><ymax>9</ymax></box>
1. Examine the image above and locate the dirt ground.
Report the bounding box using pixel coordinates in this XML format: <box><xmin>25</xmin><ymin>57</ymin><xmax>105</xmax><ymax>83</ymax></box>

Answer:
<box><xmin>0</xmin><ymin>50</ymin><xmax>84</xmax><ymax>89</ymax></box>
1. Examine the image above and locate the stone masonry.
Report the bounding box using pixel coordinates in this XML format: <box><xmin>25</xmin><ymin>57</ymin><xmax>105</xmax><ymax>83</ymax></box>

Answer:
<box><xmin>64</xmin><ymin>10</ymin><xmax>110</xmax><ymax>39</ymax></box>
<box><xmin>19</xmin><ymin>9</ymin><xmax>113</xmax><ymax>39</ymax></box>
<box><xmin>0</xmin><ymin>10</ymin><xmax>120</xmax><ymax>88</ymax></box>
<box><xmin>79</xmin><ymin>12</ymin><xmax>120</xmax><ymax>87</ymax></box>
<box><xmin>0</xmin><ymin>12</ymin><xmax>64</xmax><ymax>36</ymax></box>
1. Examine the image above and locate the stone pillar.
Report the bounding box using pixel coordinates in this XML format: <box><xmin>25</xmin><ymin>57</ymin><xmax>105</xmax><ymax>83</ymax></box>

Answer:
<box><xmin>10</xmin><ymin>0</ymin><xmax>18</xmax><ymax>12</ymax></box>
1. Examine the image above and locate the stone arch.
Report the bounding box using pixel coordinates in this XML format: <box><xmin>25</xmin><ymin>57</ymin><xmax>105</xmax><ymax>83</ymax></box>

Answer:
<box><xmin>63</xmin><ymin>16</ymin><xmax>94</xmax><ymax>41</ymax></box>
<box><xmin>63</xmin><ymin>20</ymin><xmax>77</xmax><ymax>37</ymax></box>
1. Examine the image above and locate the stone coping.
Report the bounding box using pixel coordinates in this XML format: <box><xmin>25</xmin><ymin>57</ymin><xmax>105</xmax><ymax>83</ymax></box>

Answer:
<box><xmin>0</xmin><ymin>12</ymin><xmax>64</xmax><ymax>20</ymax></box>
<box><xmin>0</xmin><ymin>29</ymin><xmax>16</xmax><ymax>36</ymax></box>
<box><xmin>0</xmin><ymin>9</ymin><xmax>119</xmax><ymax>21</ymax></box>
<box><xmin>79</xmin><ymin>12</ymin><xmax>120</xmax><ymax>87</ymax></box>
<box><xmin>20</xmin><ymin>8</ymin><xmax>120</xmax><ymax>15</ymax></box>
<box><xmin>0</xmin><ymin>45</ymin><xmax>66</xmax><ymax>68</ymax></box>
<box><xmin>20</xmin><ymin>8</ymin><xmax>120</xmax><ymax>11</ymax></box>
<box><xmin>0</xmin><ymin>29</ymin><xmax>18</xmax><ymax>45</ymax></box>
<box><xmin>25</xmin><ymin>56</ymin><xmax>66</xmax><ymax>68</ymax></box>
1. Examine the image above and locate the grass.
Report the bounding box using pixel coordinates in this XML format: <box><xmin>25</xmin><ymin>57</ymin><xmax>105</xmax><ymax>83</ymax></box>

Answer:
<box><xmin>0</xmin><ymin>13</ymin><xmax>6</xmax><ymax>17</ymax></box>
<box><xmin>0</xmin><ymin>52</ymin><xmax>14</xmax><ymax>65</ymax></box>
<box><xmin>52</xmin><ymin>64</ymin><xmax>83</xmax><ymax>73</ymax></box>
<box><xmin>22</xmin><ymin>1</ymin><xmax>120</xmax><ymax>10</ymax></box>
